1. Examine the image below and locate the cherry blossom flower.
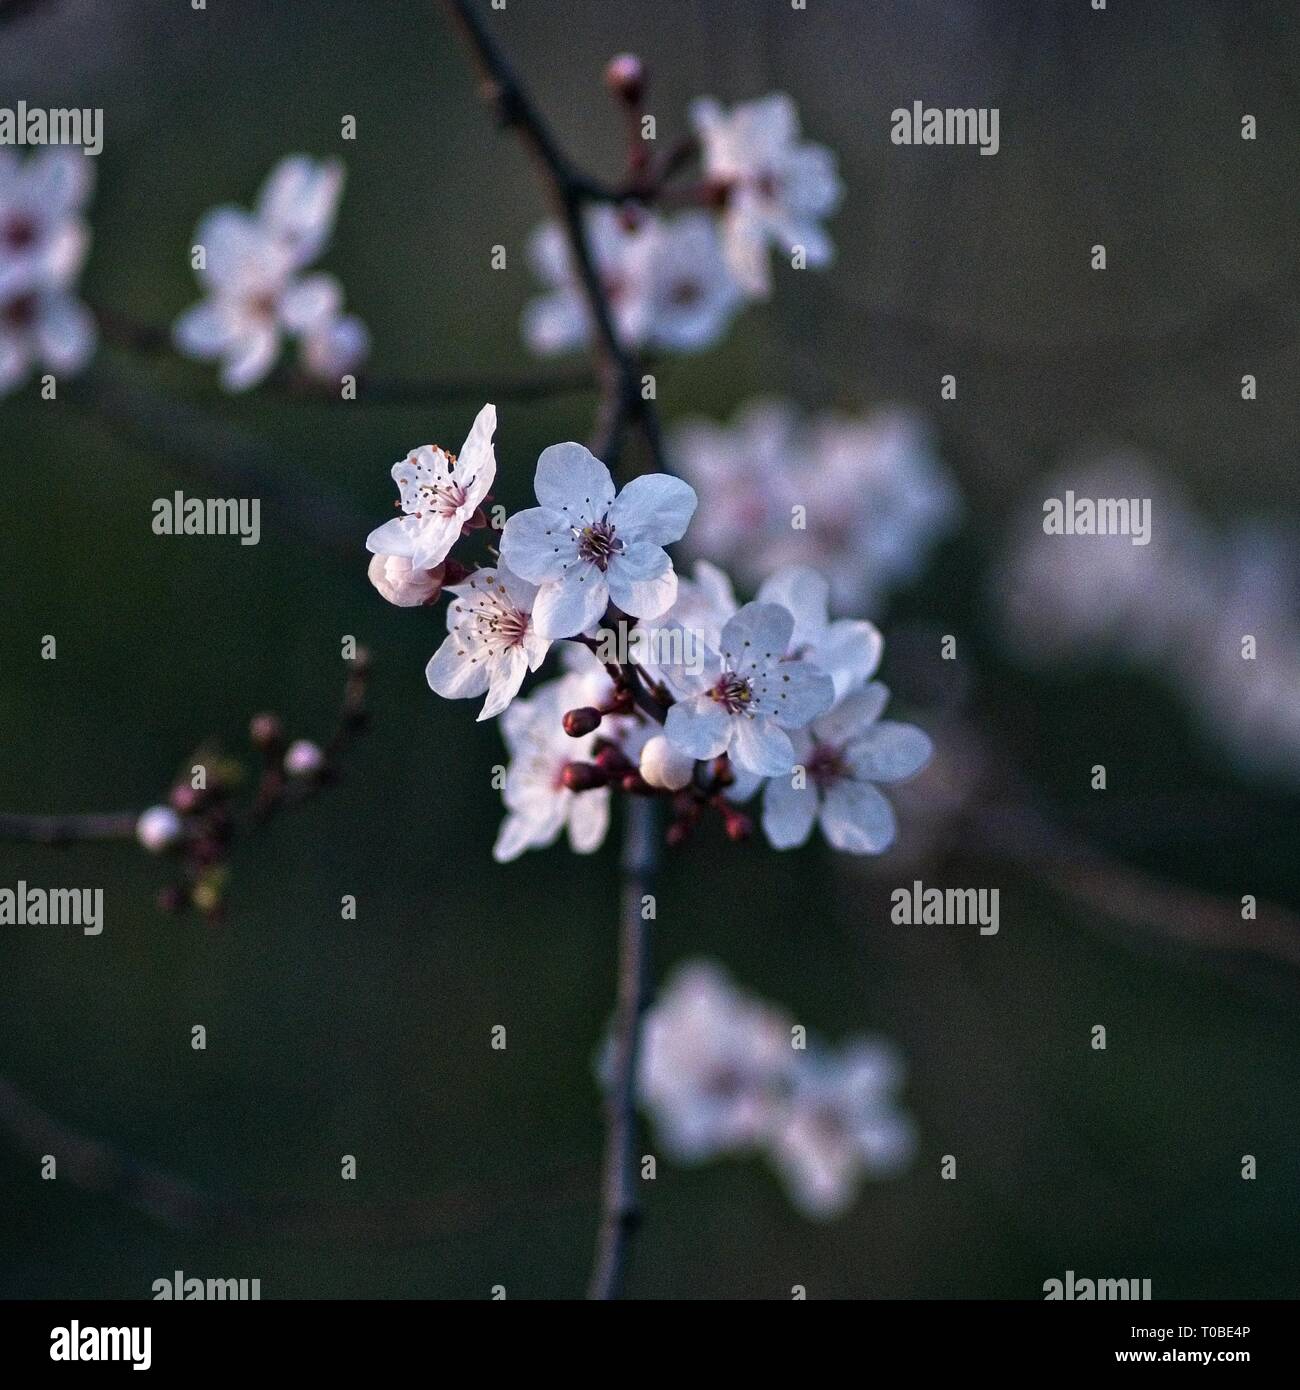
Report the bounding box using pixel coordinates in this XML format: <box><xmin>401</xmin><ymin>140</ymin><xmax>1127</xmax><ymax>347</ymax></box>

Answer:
<box><xmin>632</xmin><ymin>960</ymin><xmax>916</xmax><ymax>1218</ymax></box>
<box><xmin>762</xmin><ymin>682</ymin><xmax>932</xmax><ymax>854</ymax></box>
<box><xmin>0</xmin><ymin>148</ymin><xmax>96</xmax><ymax>395</ymax></box>
<box><xmin>661</xmin><ymin>601</ymin><xmax>835</xmax><ymax>777</ymax></box>
<box><xmin>689</xmin><ymin>93</ymin><xmax>843</xmax><ymax>299</ymax></box>
<box><xmin>173</xmin><ymin>155</ymin><xmax>367</xmax><ymax>391</ymax></box>
<box><xmin>366</xmin><ymin>553</ymin><xmax>445</xmax><ymax>607</ymax></box>
<box><xmin>755</xmin><ymin>566</ymin><xmax>882</xmax><ymax>701</ymax></box>
<box><xmin>770</xmin><ymin>1039</ymin><xmax>916</xmax><ymax>1219</ymax></box>
<box><xmin>672</xmin><ymin>401</ymin><xmax>960</xmax><ymax>615</ymax></box>
<box><xmin>494</xmin><ymin>674</ymin><xmax>609</xmax><ymax>862</ymax></box>
<box><xmin>522</xmin><ymin>206</ymin><xmax>741</xmax><ymax>356</ymax></box>
<box><xmin>426</xmin><ymin>564</ymin><xmax>550</xmax><ymax>721</ymax></box>
<box><xmin>365</xmin><ymin>402</ymin><xmax>496</xmax><ymax>573</ymax></box>
<box><xmin>500</xmin><ymin>442</ymin><xmax>696</xmax><ymax>639</ymax></box>
<box><xmin>636</xmin><ymin>961</ymin><xmax>795</xmax><ymax>1161</ymax></box>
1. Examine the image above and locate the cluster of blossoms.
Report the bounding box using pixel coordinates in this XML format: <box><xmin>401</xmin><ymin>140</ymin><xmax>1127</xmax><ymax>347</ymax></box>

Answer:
<box><xmin>524</xmin><ymin>85</ymin><xmax>842</xmax><ymax>358</ymax></box>
<box><xmin>672</xmin><ymin>399</ymin><xmax>961</xmax><ymax>615</ymax></box>
<box><xmin>174</xmin><ymin>154</ymin><xmax>369</xmax><ymax>391</ymax></box>
<box><xmin>0</xmin><ymin>150</ymin><xmax>368</xmax><ymax>402</ymax></box>
<box><xmin>365</xmin><ymin>403</ymin><xmax>934</xmax><ymax>860</ymax></box>
<box><xmin>994</xmin><ymin>456</ymin><xmax>1300</xmax><ymax>790</ymax></box>
<box><xmin>634</xmin><ymin>961</ymin><xmax>915</xmax><ymax>1218</ymax></box>
<box><xmin>0</xmin><ymin>148</ymin><xmax>97</xmax><ymax>396</ymax></box>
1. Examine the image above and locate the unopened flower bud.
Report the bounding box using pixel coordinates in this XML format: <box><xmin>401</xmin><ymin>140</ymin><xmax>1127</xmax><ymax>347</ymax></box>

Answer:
<box><xmin>367</xmin><ymin>552</ymin><xmax>445</xmax><ymax>607</ymax></box>
<box><xmin>169</xmin><ymin>783</ymin><xmax>202</xmax><ymax>815</ymax></box>
<box><xmin>621</xmin><ymin>771</ymin><xmax>652</xmax><ymax>795</ymax></box>
<box><xmin>249</xmin><ymin>712</ymin><xmax>284</xmax><ymax>750</ymax></box>
<box><xmin>563</xmin><ymin>706</ymin><xmax>602</xmax><ymax>737</ymax></box>
<box><xmin>639</xmin><ymin>734</ymin><xmax>695</xmax><ymax>791</ymax></box>
<box><xmin>562</xmin><ymin>761</ymin><xmax>608</xmax><ymax>792</ymax></box>
<box><xmin>604</xmin><ymin>53</ymin><xmax>645</xmax><ymax>104</ymax></box>
<box><xmin>284</xmin><ymin>739</ymin><xmax>325</xmax><ymax>777</ymax></box>
<box><xmin>136</xmin><ymin>804</ymin><xmax>182</xmax><ymax>854</ymax></box>
<box><xmin>722</xmin><ymin>805</ymin><xmax>753</xmax><ymax>843</ymax></box>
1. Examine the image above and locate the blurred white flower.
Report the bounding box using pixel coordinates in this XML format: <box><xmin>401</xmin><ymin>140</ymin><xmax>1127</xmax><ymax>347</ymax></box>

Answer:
<box><xmin>763</xmin><ymin>682</ymin><xmax>932</xmax><ymax>854</ymax></box>
<box><xmin>672</xmin><ymin>401</ymin><xmax>959</xmax><ymax>616</ymax></box>
<box><xmin>173</xmin><ymin>155</ymin><xmax>367</xmax><ymax>391</ymax></box>
<box><xmin>0</xmin><ymin>148</ymin><xmax>96</xmax><ymax>395</ymax></box>
<box><xmin>365</xmin><ymin>402</ymin><xmax>496</xmax><ymax>572</ymax></box>
<box><xmin>522</xmin><ymin>206</ymin><xmax>741</xmax><ymax>356</ymax></box>
<box><xmin>426</xmin><ymin>564</ymin><xmax>550</xmax><ymax>721</ymax></box>
<box><xmin>660</xmin><ymin>601</ymin><xmax>834</xmax><ymax>777</ymax></box>
<box><xmin>689</xmin><ymin>93</ymin><xmax>842</xmax><ymax>298</ymax></box>
<box><xmin>500</xmin><ymin>442</ymin><xmax>696</xmax><ymax>638</ymax></box>
<box><xmin>367</xmin><ymin>552</ymin><xmax>445</xmax><ymax>608</ymax></box>
<box><xmin>637</xmin><ymin>961</ymin><xmax>796</xmax><ymax>1161</ymax></box>
<box><xmin>771</xmin><ymin>1038</ymin><xmax>916</xmax><ymax>1219</ymax></box>
<box><xmin>993</xmin><ymin>455</ymin><xmax>1300</xmax><ymax>789</ymax></box>
<box><xmin>634</xmin><ymin>959</ymin><xmax>915</xmax><ymax>1217</ymax></box>
<box><xmin>494</xmin><ymin>674</ymin><xmax>610</xmax><ymax>862</ymax></box>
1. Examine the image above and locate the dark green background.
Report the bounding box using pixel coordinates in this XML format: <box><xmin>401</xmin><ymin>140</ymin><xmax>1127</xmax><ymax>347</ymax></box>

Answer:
<box><xmin>1</xmin><ymin>0</ymin><xmax>1297</xmax><ymax>1298</ymax></box>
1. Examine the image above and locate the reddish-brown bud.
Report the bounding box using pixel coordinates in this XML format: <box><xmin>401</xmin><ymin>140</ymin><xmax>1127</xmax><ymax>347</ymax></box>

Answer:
<box><xmin>562</xmin><ymin>761</ymin><xmax>608</xmax><ymax>792</ymax></box>
<box><xmin>665</xmin><ymin>819</ymin><xmax>692</xmax><ymax>847</ymax></box>
<box><xmin>711</xmin><ymin>754</ymin><xmax>735</xmax><ymax>788</ymax></box>
<box><xmin>249</xmin><ymin>712</ymin><xmax>284</xmax><ymax>750</ymax></box>
<box><xmin>563</xmin><ymin>706</ymin><xmax>603</xmax><ymax>738</ymax></box>
<box><xmin>722</xmin><ymin>806</ymin><xmax>753</xmax><ymax>843</ymax></box>
<box><xmin>169</xmin><ymin>784</ymin><xmax>202</xmax><ymax>815</ymax></box>
<box><xmin>620</xmin><ymin>771</ymin><xmax>652</xmax><ymax>795</ymax></box>
<box><xmin>594</xmin><ymin>744</ymin><xmax>630</xmax><ymax>776</ymax></box>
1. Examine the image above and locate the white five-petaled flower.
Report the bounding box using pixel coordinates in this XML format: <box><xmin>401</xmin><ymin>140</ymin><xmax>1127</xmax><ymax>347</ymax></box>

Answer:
<box><xmin>500</xmin><ymin>442</ymin><xmax>697</xmax><ymax>639</ymax></box>
<box><xmin>493</xmin><ymin>674</ymin><xmax>610</xmax><ymax>863</ymax></box>
<box><xmin>365</xmin><ymin>402</ymin><xmax>497</xmax><ymax>572</ymax></box>
<box><xmin>689</xmin><ymin>93</ymin><xmax>843</xmax><ymax>299</ymax></box>
<box><xmin>173</xmin><ymin>155</ymin><xmax>368</xmax><ymax>392</ymax></box>
<box><xmin>762</xmin><ymin>682</ymin><xmax>931</xmax><ymax>854</ymax></box>
<box><xmin>661</xmin><ymin>601</ymin><xmax>834</xmax><ymax>777</ymax></box>
<box><xmin>522</xmin><ymin>206</ymin><xmax>742</xmax><ymax>357</ymax></box>
<box><xmin>426</xmin><ymin>564</ymin><xmax>550</xmax><ymax>721</ymax></box>
<box><xmin>0</xmin><ymin>148</ymin><xmax>96</xmax><ymax>396</ymax></box>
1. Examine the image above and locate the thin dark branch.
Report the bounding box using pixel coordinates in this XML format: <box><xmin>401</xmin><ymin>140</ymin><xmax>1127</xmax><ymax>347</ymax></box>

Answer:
<box><xmin>440</xmin><ymin>0</ymin><xmax>667</xmax><ymax>1299</ymax></box>
<box><xmin>0</xmin><ymin>811</ymin><xmax>138</xmax><ymax>844</ymax></box>
<box><xmin>587</xmin><ymin>795</ymin><xmax>657</xmax><ymax>1300</ymax></box>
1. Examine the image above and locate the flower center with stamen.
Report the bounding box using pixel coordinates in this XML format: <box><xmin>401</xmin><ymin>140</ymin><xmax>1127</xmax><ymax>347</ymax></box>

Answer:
<box><xmin>419</xmin><ymin>480</ymin><xmax>469</xmax><ymax>518</ymax></box>
<box><xmin>2</xmin><ymin>215</ymin><xmax>37</xmax><ymax>252</ymax></box>
<box><xmin>708</xmin><ymin>671</ymin><xmax>754</xmax><ymax>714</ymax></box>
<box><xmin>575</xmin><ymin>517</ymin><xmax>623</xmax><ymax>570</ymax></box>
<box><xmin>475</xmin><ymin>600</ymin><xmax>530</xmax><ymax>653</ymax></box>
<box><xmin>806</xmin><ymin>740</ymin><xmax>847</xmax><ymax>790</ymax></box>
<box><xmin>2</xmin><ymin>293</ymin><xmax>36</xmax><ymax>330</ymax></box>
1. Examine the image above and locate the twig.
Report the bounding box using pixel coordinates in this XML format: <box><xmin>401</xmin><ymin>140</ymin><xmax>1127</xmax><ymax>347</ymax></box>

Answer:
<box><xmin>0</xmin><ymin>811</ymin><xmax>138</xmax><ymax>844</ymax></box>
<box><xmin>441</xmin><ymin>0</ymin><xmax>667</xmax><ymax>1298</ymax></box>
<box><xmin>94</xmin><ymin>305</ymin><xmax>596</xmax><ymax>404</ymax></box>
<box><xmin>587</xmin><ymin>795</ymin><xmax>657</xmax><ymax>1299</ymax></box>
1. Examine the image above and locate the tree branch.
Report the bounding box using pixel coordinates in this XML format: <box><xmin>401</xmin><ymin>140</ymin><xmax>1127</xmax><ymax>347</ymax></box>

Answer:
<box><xmin>440</xmin><ymin>0</ymin><xmax>667</xmax><ymax>1298</ymax></box>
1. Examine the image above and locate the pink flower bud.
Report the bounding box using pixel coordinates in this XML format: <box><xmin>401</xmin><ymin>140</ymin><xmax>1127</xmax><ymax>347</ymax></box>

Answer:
<box><xmin>639</xmin><ymin>734</ymin><xmax>695</xmax><ymax>791</ymax></box>
<box><xmin>136</xmin><ymin>804</ymin><xmax>183</xmax><ymax>854</ymax></box>
<box><xmin>367</xmin><ymin>552</ymin><xmax>445</xmax><ymax>607</ymax></box>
